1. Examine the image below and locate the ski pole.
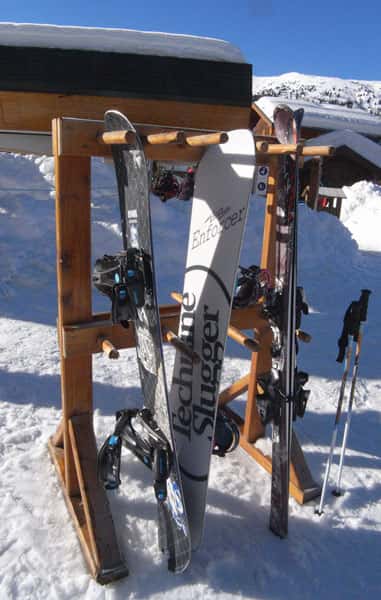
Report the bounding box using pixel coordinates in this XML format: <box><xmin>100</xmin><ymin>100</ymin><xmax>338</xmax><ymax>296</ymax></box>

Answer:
<box><xmin>315</xmin><ymin>338</ymin><xmax>354</xmax><ymax>515</ymax></box>
<box><xmin>333</xmin><ymin>289</ymin><xmax>371</xmax><ymax>495</ymax></box>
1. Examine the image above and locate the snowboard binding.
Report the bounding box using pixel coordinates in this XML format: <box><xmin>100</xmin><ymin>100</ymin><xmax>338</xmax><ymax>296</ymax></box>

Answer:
<box><xmin>212</xmin><ymin>411</ymin><xmax>240</xmax><ymax>457</ymax></box>
<box><xmin>151</xmin><ymin>168</ymin><xmax>179</xmax><ymax>201</ymax></box>
<box><xmin>98</xmin><ymin>408</ymin><xmax>173</xmax><ymax>503</ymax></box>
<box><xmin>93</xmin><ymin>249</ymin><xmax>153</xmax><ymax>327</ymax></box>
<box><xmin>256</xmin><ymin>374</ymin><xmax>281</xmax><ymax>426</ymax></box>
<box><xmin>151</xmin><ymin>165</ymin><xmax>195</xmax><ymax>202</ymax></box>
<box><xmin>256</xmin><ymin>370</ymin><xmax>310</xmax><ymax>426</ymax></box>
<box><xmin>233</xmin><ymin>265</ymin><xmax>270</xmax><ymax>308</ymax></box>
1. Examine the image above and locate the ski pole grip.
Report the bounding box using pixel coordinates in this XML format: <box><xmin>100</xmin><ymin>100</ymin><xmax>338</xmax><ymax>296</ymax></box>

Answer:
<box><xmin>359</xmin><ymin>289</ymin><xmax>371</xmax><ymax>322</ymax></box>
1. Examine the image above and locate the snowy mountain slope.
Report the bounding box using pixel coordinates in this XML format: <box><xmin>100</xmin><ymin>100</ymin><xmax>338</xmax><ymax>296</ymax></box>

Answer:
<box><xmin>0</xmin><ymin>154</ymin><xmax>381</xmax><ymax>599</ymax></box>
<box><xmin>252</xmin><ymin>72</ymin><xmax>381</xmax><ymax>116</ymax></box>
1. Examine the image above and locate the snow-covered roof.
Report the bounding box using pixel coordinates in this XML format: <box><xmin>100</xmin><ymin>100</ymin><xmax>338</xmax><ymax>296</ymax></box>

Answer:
<box><xmin>255</xmin><ymin>96</ymin><xmax>381</xmax><ymax>137</ymax></box>
<box><xmin>0</xmin><ymin>22</ymin><xmax>246</xmax><ymax>63</ymax></box>
<box><xmin>305</xmin><ymin>129</ymin><xmax>381</xmax><ymax>169</ymax></box>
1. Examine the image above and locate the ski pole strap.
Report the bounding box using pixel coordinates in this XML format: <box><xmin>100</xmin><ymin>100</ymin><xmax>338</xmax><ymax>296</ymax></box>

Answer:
<box><xmin>336</xmin><ymin>289</ymin><xmax>372</xmax><ymax>363</ymax></box>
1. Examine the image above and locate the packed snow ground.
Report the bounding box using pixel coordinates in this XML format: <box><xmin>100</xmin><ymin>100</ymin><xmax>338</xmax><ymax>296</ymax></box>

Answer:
<box><xmin>0</xmin><ymin>153</ymin><xmax>380</xmax><ymax>599</ymax></box>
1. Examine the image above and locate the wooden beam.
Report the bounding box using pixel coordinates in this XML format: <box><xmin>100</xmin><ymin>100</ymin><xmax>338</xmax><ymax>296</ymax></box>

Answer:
<box><xmin>62</xmin><ymin>301</ymin><xmax>265</xmax><ymax>358</ymax></box>
<box><xmin>0</xmin><ymin>91</ymin><xmax>251</xmax><ymax>134</ymax></box>
<box><xmin>53</xmin><ymin>117</ymin><xmax>205</xmax><ymax>161</ymax></box>
<box><xmin>219</xmin><ymin>373</ymin><xmax>250</xmax><ymax>406</ymax></box>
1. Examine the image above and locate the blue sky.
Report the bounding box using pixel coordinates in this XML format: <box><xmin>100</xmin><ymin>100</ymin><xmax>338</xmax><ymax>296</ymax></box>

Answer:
<box><xmin>1</xmin><ymin>0</ymin><xmax>380</xmax><ymax>80</ymax></box>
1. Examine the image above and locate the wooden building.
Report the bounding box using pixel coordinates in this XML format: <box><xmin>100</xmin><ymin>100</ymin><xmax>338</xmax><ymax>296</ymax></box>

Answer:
<box><xmin>251</xmin><ymin>96</ymin><xmax>381</xmax><ymax>214</ymax></box>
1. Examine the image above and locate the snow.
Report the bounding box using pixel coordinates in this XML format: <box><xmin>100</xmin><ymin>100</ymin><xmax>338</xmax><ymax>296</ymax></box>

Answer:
<box><xmin>0</xmin><ymin>22</ymin><xmax>246</xmax><ymax>63</ymax></box>
<box><xmin>305</xmin><ymin>130</ymin><xmax>381</xmax><ymax>169</ymax></box>
<box><xmin>255</xmin><ymin>96</ymin><xmax>381</xmax><ymax>137</ymax></box>
<box><xmin>341</xmin><ymin>181</ymin><xmax>381</xmax><ymax>252</ymax></box>
<box><xmin>1</xmin><ymin>151</ymin><xmax>381</xmax><ymax>598</ymax></box>
<box><xmin>252</xmin><ymin>72</ymin><xmax>381</xmax><ymax>117</ymax></box>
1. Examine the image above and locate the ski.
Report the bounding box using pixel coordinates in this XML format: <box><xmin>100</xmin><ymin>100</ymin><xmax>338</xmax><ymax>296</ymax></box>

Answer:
<box><xmin>94</xmin><ymin>110</ymin><xmax>191</xmax><ymax>573</ymax></box>
<box><xmin>169</xmin><ymin>129</ymin><xmax>256</xmax><ymax>550</ymax></box>
<box><xmin>267</xmin><ymin>105</ymin><xmax>307</xmax><ymax>537</ymax></box>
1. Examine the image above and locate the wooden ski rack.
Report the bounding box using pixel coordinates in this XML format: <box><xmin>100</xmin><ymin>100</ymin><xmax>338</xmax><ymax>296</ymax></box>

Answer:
<box><xmin>0</xmin><ymin>91</ymin><xmax>333</xmax><ymax>581</ymax></box>
<box><xmin>46</xmin><ymin>115</ymin><xmax>241</xmax><ymax>583</ymax></box>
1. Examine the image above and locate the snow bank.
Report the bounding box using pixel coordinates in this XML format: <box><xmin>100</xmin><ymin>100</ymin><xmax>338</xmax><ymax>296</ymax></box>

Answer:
<box><xmin>341</xmin><ymin>181</ymin><xmax>381</xmax><ymax>252</ymax></box>
<box><xmin>0</xmin><ymin>22</ymin><xmax>246</xmax><ymax>63</ymax></box>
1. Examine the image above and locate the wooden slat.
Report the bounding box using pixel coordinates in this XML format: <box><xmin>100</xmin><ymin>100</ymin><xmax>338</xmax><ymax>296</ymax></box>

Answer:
<box><xmin>68</xmin><ymin>415</ymin><xmax>128</xmax><ymax>581</ymax></box>
<box><xmin>48</xmin><ymin>432</ymin><xmax>128</xmax><ymax>584</ymax></box>
<box><xmin>0</xmin><ymin>91</ymin><xmax>250</xmax><ymax>134</ymax></box>
<box><xmin>48</xmin><ymin>440</ymin><xmax>98</xmax><ymax>577</ymax></box>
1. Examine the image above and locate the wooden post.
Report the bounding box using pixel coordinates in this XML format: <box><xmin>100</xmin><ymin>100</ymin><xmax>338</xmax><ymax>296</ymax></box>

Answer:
<box><xmin>242</xmin><ymin>155</ymin><xmax>279</xmax><ymax>443</ymax></box>
<box><xmin>48</xmin><ymin>117</ymin><xmax>128</xmax><ymax>584</ymax></box>
<box><xmin>53</xmin><ymin>120</ymin><xmax>93</xmax><ymax>494</ymax></box>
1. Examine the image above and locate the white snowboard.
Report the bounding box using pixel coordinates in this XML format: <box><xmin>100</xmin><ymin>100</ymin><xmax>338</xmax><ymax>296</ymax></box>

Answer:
<box><xmin>169</xmin><ymin>129</ymin><xmax>256</xmax><ymax>549</ymax></box>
